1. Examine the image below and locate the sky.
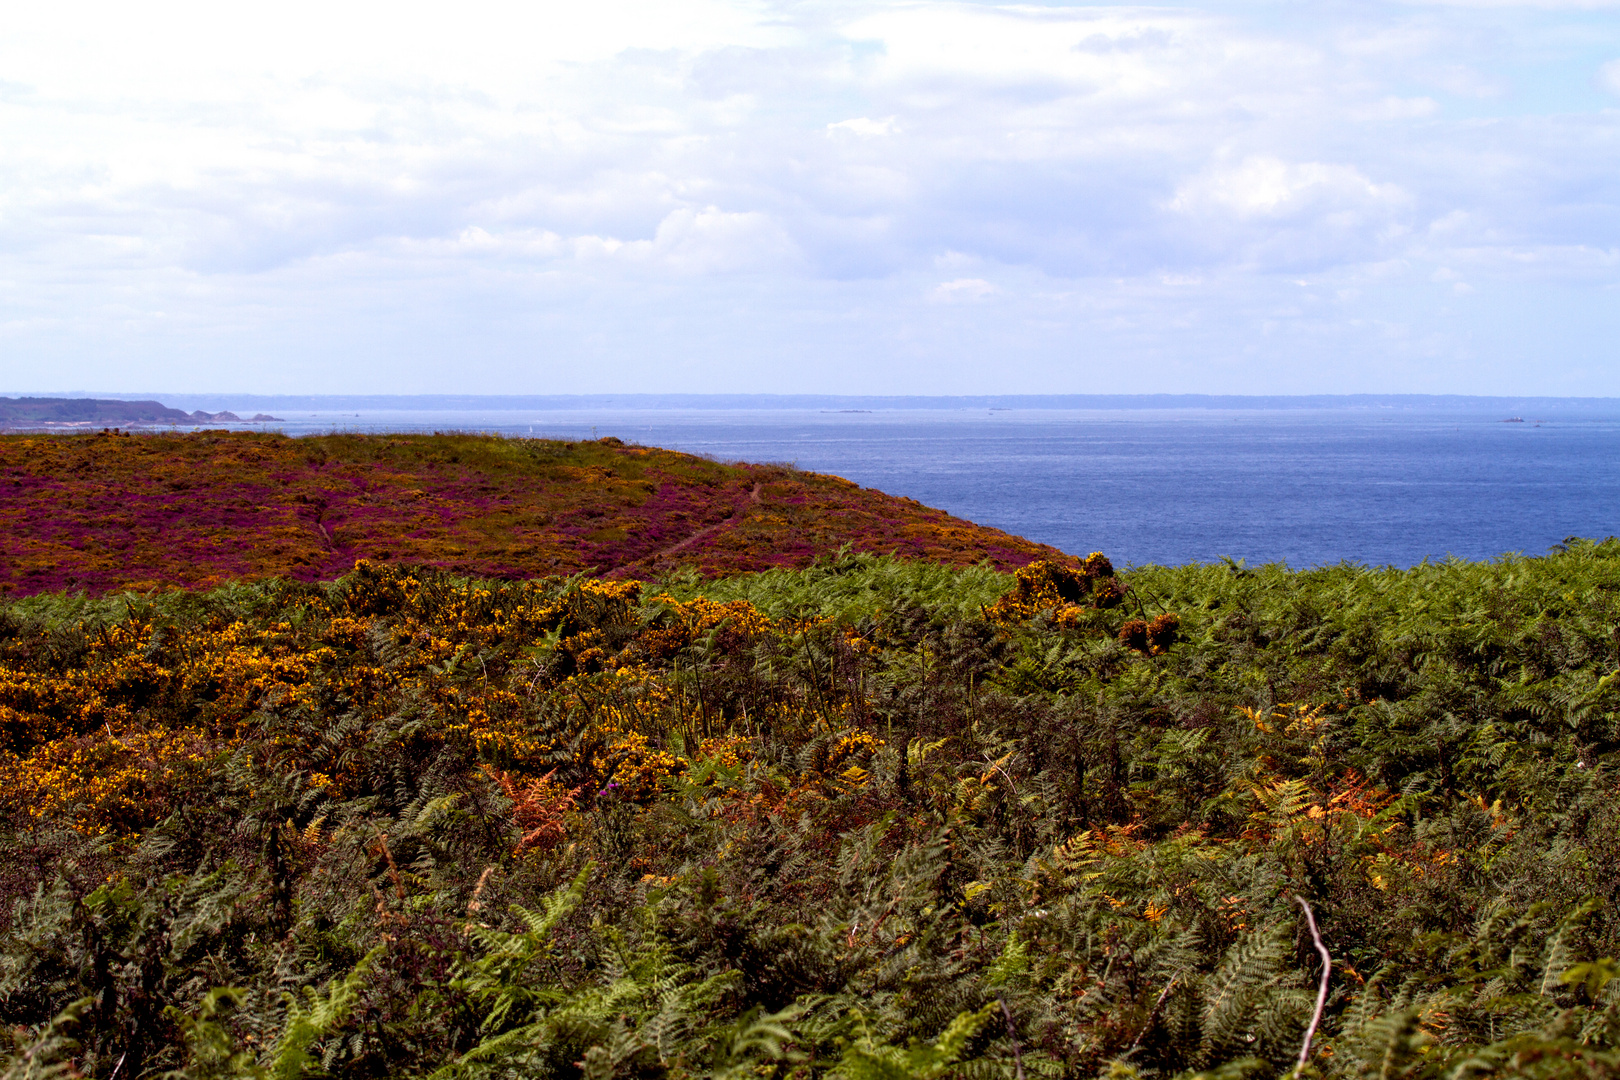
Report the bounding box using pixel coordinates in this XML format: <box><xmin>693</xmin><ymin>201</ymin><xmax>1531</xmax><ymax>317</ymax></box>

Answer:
<box><xmin>1</xmin><ymin>0</ymin><xmax>1618</xmax><ymax>396</ymax></box>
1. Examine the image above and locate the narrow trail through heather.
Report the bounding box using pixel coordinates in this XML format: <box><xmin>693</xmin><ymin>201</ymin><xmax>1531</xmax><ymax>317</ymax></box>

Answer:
<box><xmin>612</xmin><ymin>482</ymin><xmax>762</xmax><ymax>575</ymax></box>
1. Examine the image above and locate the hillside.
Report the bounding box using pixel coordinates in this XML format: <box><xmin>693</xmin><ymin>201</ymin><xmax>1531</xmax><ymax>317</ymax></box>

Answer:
<box><xmin>0</xmin><ymin>398</ymin><xmax>281</xmax><ymax>430</ymax></box>
<box><xmin>0</xmin><ymin>396</ymin><xmax>198</xmax><ymax>425</ymax></box>
<box><xmin>0</xmin><ymin>431</ymin><xmax>1057</xmax><ymax>595</ymax></box>
<box><xmin>2</xmin><ymin>546</ymin><xmax>1619</xmax><ymax>1077</ymax></box>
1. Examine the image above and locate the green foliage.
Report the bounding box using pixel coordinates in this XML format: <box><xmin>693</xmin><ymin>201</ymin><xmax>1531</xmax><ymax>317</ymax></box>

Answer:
<box><xmin>2</xmin><ymin>541</ymin><xmax>1620</xmax><ymax>1077</ymax></box>
<box><xmin>832</xmin><ymin>1005</ymin><xmax>992</xmax><ymax>1079</ymax></box>
<box><xmin>0</xmin><ymin>999</ymin><xmax>87</xmax><ymax>1080</ymax></box>
<box><xmin>664</xmin><ymin>549</ymin><xmax>1014</xmax><ymax>623</ymax></box>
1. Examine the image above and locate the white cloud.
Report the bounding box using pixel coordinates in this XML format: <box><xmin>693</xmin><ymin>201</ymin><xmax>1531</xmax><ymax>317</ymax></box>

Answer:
<box><xmin>0</xmin><ymin>0</ymin><xmax>789</xmax><ymax>99</ymax></box>
<box><xmin>933</xmin><ymin>251</ymin><xmax>979</xmax><ymax>270</ymax></box>
<box><xmin>828</xmin><ymin>117</ymin><xmax>899</xmax><ymax>137</ymax></box>
<box><xmin>415</xmin><ymin>210</ymin><xmax>799</xmax><ymax>275</ymax></box>
<box><xmin>1399</xmin><ymin>0</ymin><xmax>1620</xmax><ymax>7</ymax></box>
<box><xmin>1171</xmin><ymin>157</ymin><xmax>1408</xmax><ymax>221</ymax></box>
<box><xmin>841</xmin><ymin>5</ymin><xmax>1203</xmax><ymax>92</ymax></box>
<box><xmin>1349</xmin><ymin>96</ymin><xmax>1441</xmax><ymax>121</ymax></box>
<box><xmin>0</xmin><ymin>0</ymin><xmax>1617</xmax><ymax>393</ymax></box>
<box><xmin>597</xmin><ymin>207</ymin><xmax>801</xmax><ymax>274</ymax></box>
<box><xmin>1429</xmin><ymin>64</ymin><xmax>1507</xmax><ymax>98</ymax></box>
<box><xmin>1601</xmin><ymin>59</ymin><xmax>1620</xmax><ymax>94</ymax></box>
<box><xmin>931</xmin><ymin>277</ymin><xmax>997</xmax><ymax>302</ymax></box>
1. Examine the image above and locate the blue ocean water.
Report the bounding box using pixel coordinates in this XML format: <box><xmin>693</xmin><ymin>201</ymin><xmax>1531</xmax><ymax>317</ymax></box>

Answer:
<box><xmin>234</xmin><ymin>406</ymin><xmax>1620</xmax><ymax>569</ymax></box>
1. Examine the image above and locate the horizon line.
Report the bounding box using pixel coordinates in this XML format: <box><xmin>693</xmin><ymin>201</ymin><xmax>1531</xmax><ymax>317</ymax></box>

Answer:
<box><xmin>8</xmin><ymin>391</ymin><xmax>1620</xmax><ymax>412</ymax></box>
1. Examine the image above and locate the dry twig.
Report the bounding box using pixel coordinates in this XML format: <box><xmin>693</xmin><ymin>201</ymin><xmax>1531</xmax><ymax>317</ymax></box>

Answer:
<box><xmin>1129</xmin><ymin>978</ymin><xmax>1178</xmax><ymax>1051</ymax></box>
<box><xmin>1294</xmin><ymin>895</ymin><xmax>1332</xmax><ymax>1075</ymax></box>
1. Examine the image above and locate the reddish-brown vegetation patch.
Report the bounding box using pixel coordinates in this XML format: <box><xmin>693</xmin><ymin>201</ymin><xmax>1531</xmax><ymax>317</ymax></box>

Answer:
<box><xmin>0</xmin><ymin>431</ymin><xmax>1059</xmax><ymax>595</ymax></box>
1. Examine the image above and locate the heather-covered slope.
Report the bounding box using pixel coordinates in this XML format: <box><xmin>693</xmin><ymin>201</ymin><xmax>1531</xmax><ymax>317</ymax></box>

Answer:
<box><xmin>0</xmin><ymin>431</ymin><xmax>1057</xmax><ymax>595</ymax></box>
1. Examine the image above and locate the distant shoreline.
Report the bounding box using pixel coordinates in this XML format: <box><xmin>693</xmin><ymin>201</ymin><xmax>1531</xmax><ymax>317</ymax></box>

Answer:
<box><xmin>8</xmin><ymin>391</ymin><xmax>1620</xmax><ymax>415</ymax></box>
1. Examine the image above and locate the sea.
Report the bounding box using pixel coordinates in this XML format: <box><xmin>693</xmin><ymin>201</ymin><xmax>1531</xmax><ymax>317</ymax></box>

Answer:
<box><xmin>91</xmin><ymin>396</ymin><xmax>1620</xmax><ymax>569</ymax></box>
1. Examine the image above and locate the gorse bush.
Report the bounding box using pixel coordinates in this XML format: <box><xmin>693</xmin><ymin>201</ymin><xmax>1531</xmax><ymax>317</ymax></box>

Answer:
<box><xmin>2</xmin><ymin>543</ymin><xmax>1620</xmax><ymax>1077</ymax></box>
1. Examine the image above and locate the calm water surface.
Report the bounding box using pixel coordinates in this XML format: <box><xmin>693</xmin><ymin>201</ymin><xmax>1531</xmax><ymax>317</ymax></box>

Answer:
<box><xmin>251</xmin><ymin>408</ymin><xmax>1620</xmax><ymax>569</ymax></box>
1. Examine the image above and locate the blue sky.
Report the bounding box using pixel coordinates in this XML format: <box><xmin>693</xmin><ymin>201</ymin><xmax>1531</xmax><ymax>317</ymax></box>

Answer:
<box><xmin>2</xmin><ymin>0</ymin><xmax>1618</xmax><ymax>395</ymax></box>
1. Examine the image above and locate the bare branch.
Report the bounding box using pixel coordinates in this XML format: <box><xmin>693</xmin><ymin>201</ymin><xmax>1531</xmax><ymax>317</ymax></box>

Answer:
<box><xmin>1129</xmin><ymin>978</ymin><xmax>1178</xmax><ymax>1051</ymax></box>
<box><xmin>1294</xmin><ymin>894</ymin><xmax>1332</xmax><ymax>1076</ymax></box>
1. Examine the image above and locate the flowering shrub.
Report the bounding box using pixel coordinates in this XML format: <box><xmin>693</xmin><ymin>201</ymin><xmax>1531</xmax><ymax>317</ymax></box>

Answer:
<box><xmin>1117</xmin><ymin>612</ymin><xmax>1180</xmax><ymax>654</ymax></box>
<box><xmin>0</xmin><ymin>724</ymin><xmax>218</xmax><ymax>834</ymax></box>
<box><xmin>597</xmin><ymin>730</ymin><xmax>685</xmax><ymax>802</ymax></box>
<box><xmin>0</xmin><ymin>432</ymin><xmax>1059</xmax><ymax>596</ymax></box>
<box><xmin>984</xmin><ymin>552</ymin><xmax>1129</xmax><ymax>628</ymax></box>
<box><xmin>2</xmin><ymin>544</ymin><xmax>1620</xmax><ymax>1078</ymax></box>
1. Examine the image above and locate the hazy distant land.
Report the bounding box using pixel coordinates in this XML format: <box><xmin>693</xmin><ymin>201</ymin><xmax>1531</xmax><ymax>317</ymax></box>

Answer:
<box><xmin>11</xmin><ymin>392</ymin><xmax>1620</xmax><ymax>416</ymax></box>
<box><xmin>0</xmin><ymin>396</ymin><xmax>281</xmax><ymax>428</ymax></box>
